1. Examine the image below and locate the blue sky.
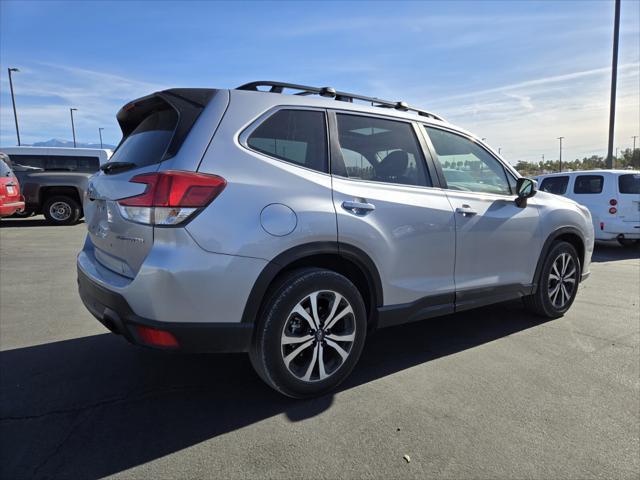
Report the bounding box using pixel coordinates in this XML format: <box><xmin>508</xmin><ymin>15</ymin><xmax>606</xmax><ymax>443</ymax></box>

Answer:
<box><xmin>1</xmin><ymin>0</ymin><xmax>638</xmax><ymax>163</ymax></box>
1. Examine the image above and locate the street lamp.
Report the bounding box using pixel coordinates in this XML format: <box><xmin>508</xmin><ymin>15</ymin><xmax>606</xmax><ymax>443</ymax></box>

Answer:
<box><xmin>98</xmin><ymin>128</ymin><xmax>104</xmax><ymax>149</ymax></box>
<box><xmin>481</xmin><ymin>137</ymin><xmax>487</xmax><ymax>142</ymax></box>
<box><xmin>70</xmin><ymin>108</ymin><xmax>78</xmax><ymax>148</ymax></box>
<box><xmin>557</xmin><ymin>137</ymin><xmax>564</xmax><ymax>172</ymax></box>
<box><xmin>633</xmin><ymin>136</ymin><xmax>638</xmax><ymax>151</ymax></box>
<box><xmin>7</xmin><ymin>67</ymin><xmax>21</xmax><ymax>146</ymax></box>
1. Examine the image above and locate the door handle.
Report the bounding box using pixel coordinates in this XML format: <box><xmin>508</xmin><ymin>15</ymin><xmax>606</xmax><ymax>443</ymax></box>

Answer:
<box><xmin>455</xmin><ymin>205</ymin><xmax>477</xmax><ymax>217</ymax></box>
<box><xmin>342</xmin><ymin>200</ymin><xmax>376</xmax><ymax>215</ymax></box>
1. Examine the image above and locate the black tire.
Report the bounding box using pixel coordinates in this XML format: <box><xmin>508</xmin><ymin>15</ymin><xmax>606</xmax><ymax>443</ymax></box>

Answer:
<box><xmin>523</xmin><ymin>241</ymin><xmax>581</xmax><ymax>319</ymax></box>
<box><xmin>42</xmin><ymin>195</ymin><xmax>81</xmax><ymax>225</ymax></box>
<box><xmin>250</xmin><ymin>268</ymin><xmax>367</xmax><ymax>398</ymax></box>
<box><xmin>617</xmin><ymin>238</ymin><xmax>639</xmax><ymax>248</ymax></box>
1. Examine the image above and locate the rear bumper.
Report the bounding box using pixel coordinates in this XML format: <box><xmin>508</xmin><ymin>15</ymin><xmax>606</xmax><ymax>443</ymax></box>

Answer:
<box><xmin>596</xmin><ymin>219</ymin><xmax>640</xmax><ymax>240</ymax></box>
<box><xmin>78</xmin><ymin>267</ymin><xmax>253</xmax><ymax>353</ymax></box>
<box><xmin>0</xmin><ymin>200</ymin><xmax>25</xmax><ymax>217</ymax></box>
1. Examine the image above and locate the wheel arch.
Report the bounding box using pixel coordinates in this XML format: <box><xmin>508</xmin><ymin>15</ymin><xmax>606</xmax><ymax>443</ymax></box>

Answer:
<box><xmin>241</xmin><ymin>242</ymin><xmax>383</xmax><ymax>330</ymax></box>
<box><xmin>532</xmin><ymin>226</ymin><xmax>585</xmax><ymax>292</ymax></box>
<box><xmin>40</xmin><ymin>186</ymin><xmax>83</xmax><ymax>208</ymax></box>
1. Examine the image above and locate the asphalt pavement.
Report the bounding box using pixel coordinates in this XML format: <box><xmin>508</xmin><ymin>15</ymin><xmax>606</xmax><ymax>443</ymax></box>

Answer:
<box><xmin>1</xmin><ymin>216</ymin><xmax>638</xmax><ymax>479</ymax></box>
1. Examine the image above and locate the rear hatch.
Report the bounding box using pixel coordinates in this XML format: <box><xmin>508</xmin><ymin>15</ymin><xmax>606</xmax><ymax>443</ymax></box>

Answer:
<box><xmin>0</xmin><ymin>159</ymin><xmax>21</xmax><ymax>204</ymax></box>
<box><xmin>617</xmin><ymin>173</ymin><xmax>640</xmax><ymax>222</ymax></box>
<box><xmin>84</xmin><ymin>89</ymin><xmax>216</xmax><ymax>278</ymax></box>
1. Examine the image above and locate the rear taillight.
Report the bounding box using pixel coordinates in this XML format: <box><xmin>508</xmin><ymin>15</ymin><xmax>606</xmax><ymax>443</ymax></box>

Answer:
<box><xmin>609</xmin><ymin>207</ymin><xmax>617</xmax><ymax>214</ymax></box>
<box><xmin>117</xmin><ymin>170</ymin><xmax>226</xmax><ymax>226</ymax></box>
<box><xmin>135</xmin><ymin>325</ymin><xmax>179</xmax><ymax>348</ymax></box>
<box><xmin>609</xmin><ymin>198</ymin><xmax>617</xmax><ymax>206</ymax></box>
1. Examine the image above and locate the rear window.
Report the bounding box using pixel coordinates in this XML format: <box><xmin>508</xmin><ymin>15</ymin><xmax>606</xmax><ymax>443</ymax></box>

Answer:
<box><xmin>618</xmin><ymin>174</ymin><xmax>640</xmax><ymax>194</ymax></box>
<box><xmin>574</xmin><ymin>175</ymin><xmax>603</xmax><ymax>194</ymax></box>
<box><xmin>109</xmin><ymin>108</ymin><xmax>178</xmax><ymax>168</ymax></box>
<box><xmin>0</xmin><ymin>159</ymin><xmax>12</xmax><ymax>176</ymax></box>
<box><xmin>7</xmin><ymin>154</ymin><xmax>99</xmax><ymax>172</ymax></box>
<box><xmin>540</xmin><ymin>176</ymin><xmax>569</xmax><ymax>195</ymax></box>
<box><xmin>247</xmin><ymin>109</ymin><xmax>327</xmax><ymax>173</ymax></box>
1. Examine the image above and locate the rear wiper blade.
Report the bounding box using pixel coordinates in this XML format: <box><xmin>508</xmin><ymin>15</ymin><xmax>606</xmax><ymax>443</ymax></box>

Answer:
<box><xmin>100</xmin><ymin>161</ymin><xmax>136</xmax><ymax>174</ymax></box>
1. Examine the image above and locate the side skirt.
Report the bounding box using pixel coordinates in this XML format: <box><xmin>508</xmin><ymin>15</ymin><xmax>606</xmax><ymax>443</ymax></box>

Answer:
<box><xmin>376</xmin><ymin>284</ymin><xmax>534</xmax><ymax>329</ymax></box>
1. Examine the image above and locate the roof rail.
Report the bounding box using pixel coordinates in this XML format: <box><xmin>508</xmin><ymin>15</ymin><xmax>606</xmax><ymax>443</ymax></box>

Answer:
<box><xmin>236</xmin><ymin>81</ymin><xmax>444</xmax><ymax>121</ymax></box>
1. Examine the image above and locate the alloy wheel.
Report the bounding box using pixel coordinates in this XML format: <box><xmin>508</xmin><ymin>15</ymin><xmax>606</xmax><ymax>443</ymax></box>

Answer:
<box><xmin>281</xmin><ymin>290</ymin><xmax>356</xmax><ymax>382</ymax></box>
<box><xmin>548</xmin><ymin>252</ymin><xmax>577</xmax><ymax>309</ymax></box>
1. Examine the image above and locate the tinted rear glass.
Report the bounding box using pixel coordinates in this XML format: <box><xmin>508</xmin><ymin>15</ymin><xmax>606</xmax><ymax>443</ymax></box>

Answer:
<box><xmin>0</xmin><ymin>159</ymin><xmax>12</xmax><ymax>176</ymax></box>
<box><xmin>247</xmin><ymin>109</ymin><xmax>327</xmax><ymax>172</ymax></box>
<box><xmin>109</xmin><ymin>108</ymin><xmax>178</xmax><ymax>168</ymax></box>
<box><xmin>540</xmin><ymin>176</ymin><xmax>569</xmax><ymax>195</ymax></box>
<box><xmin>8</xmin><ymin>154</ymin><xmax>99</xmax><ymax>172</ymax></box>
<box><xmin>618</xmin><ymin>174</ymin><xmax>640</xmax><ymax>194</ymax></box>
<box><xmin>574</xmin><ymin>175</ymin><xmax>603</xmax><ymax>194</ymax></box>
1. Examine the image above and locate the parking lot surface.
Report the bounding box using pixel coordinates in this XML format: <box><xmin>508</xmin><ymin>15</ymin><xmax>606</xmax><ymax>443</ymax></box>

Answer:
<box><xmin>1</xmin><ymin>217</ymin><xmax>639</xmax><ymax>479</ymax></box>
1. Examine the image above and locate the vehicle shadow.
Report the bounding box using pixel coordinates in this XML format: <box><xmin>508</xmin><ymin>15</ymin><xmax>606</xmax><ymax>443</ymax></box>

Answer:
<box><xmin>0</xmin><ymin>217</ymin><xmax>84</xmax><ymax>228</ymax></box>
<box><xmin>592</xmin><ymin>241</ymin><xmax>640</xmax><ymax>263</ymax></box>
<box><xmin>0</xmin><ymin>300</ymin><xmax>549</xmax><ymax>479</ymax></box>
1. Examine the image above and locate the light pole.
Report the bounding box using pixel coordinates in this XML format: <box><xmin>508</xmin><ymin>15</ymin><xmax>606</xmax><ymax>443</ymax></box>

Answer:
<box><xmin>498</xmin><ymin>147</ymin><xmax>501</xmax><ymax>155</ymax></box>
<box><xmin>606</xmin><ymin>0</ymin><xmax>621</xmax><ymax>169</ymax></box>
<box><xmin>7</xmin><ymin>67</ymin><xmax>21</xmax><ymax>146</ymax></box>
<box><xmin>98</xmin><ymin>128</ymin><xmax>104</xmax><ymax>149</ymax></box>
<box><xmin>557</xmin><ymin>137</ymin><xmax>564</xmax><ymax>172</ymax></box>
<box><xmin>633</xmin><ymin>136</ymin><xmax>638</xmax><ymax>151</ymax></box>
<box><xmin>70</xmin><ymin>108</ymin><xmax>78</xmax><ymax>148</ymax></box>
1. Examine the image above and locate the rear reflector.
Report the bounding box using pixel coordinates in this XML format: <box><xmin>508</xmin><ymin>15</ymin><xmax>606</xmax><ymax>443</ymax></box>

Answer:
<box><xmin>609</xmin><ymin>207</ymin><xmax>617</xmax><ymax>214</ymax></box>
<box><xmin>136</xmin><ymin>325</ymin><xmax>179</xmax><ymax>348</ymax></box>
<box><xmin>609</xmin><ymin>198</ymin><xmax>618</xmax><ymax>206</ymax></box>
<box><xmin>600</xmin><ymin>222</ymin><xmax>604</xmax><ymax>230</ymax></box>
<box><xmin>117</xmin><ymin>170</ymin><xmax>226</xmax><ymax>226</ymax></box>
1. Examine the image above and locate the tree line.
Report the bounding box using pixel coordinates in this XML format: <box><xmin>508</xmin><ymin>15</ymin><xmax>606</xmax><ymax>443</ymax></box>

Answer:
<box><xmin>514</xmin><ymin>148</ymin><xmax>639</xmax><ymax>176</ymax></box>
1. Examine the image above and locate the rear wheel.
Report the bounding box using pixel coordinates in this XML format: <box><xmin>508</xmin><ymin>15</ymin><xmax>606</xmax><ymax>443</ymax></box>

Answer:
<box><xmin>524</xmin><ymin>241</ymin><xmax>580</xmax><ymax>319</ymax></box>
<box><xmin>250</xmin><ymin>268</ymin><xmax>367</xmax><ymax>398</ymax></box>
<box><xmin>43</xmin><ymin>195</ymin><xmax>81</xmax><ymax>225</ymax></box>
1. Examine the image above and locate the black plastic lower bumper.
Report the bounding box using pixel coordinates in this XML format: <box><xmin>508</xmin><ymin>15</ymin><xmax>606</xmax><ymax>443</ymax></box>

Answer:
<box><xmin>77</xmin><ymin>267</ymin><xmax>253</xmax><ymax>353</ymax></box>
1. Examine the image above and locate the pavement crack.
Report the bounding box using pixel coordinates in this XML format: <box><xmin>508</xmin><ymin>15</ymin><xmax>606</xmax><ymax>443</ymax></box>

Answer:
<box><xmin>0</xmin><ymin>384</ymin><xmax>209</xmax><ymax>423</ymax></box>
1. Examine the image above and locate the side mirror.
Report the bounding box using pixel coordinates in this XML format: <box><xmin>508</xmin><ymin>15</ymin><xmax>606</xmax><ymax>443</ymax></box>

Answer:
<box><xmin>515</xmin><ymin>177</ymin><xmax>537</xmax><ymax>207</ymax></box>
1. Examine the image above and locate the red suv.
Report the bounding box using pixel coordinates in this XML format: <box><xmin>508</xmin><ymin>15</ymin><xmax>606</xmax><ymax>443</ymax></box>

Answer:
<box><xmin>0</xmin><ymin>154</ymin><xmax>25</xmax><ymax>217</ymax></box>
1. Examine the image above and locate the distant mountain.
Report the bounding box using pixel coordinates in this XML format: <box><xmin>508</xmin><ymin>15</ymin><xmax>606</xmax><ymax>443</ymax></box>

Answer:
<box><xmin>31</xmin><ymin>138</ymin><xmax>116</xmax><ymax>149</ymax></box>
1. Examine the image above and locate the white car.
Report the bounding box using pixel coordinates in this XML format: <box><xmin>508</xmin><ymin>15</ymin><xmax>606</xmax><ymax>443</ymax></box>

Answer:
<box><xmin>536</xmin><ymin>170</ymin><xmax>640</xmax><ymax>246</ymax></box>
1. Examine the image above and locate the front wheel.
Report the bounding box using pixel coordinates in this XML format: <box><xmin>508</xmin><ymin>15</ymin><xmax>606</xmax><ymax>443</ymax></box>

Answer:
<box><xmin>43</xmin><ymin>195</ymin><xmax>81</xmax><ymax>225</ymax></box>
<box><xmin>524</xmin><ymin>241</ymin><xmax>581</xmax><ymax>319</ymax></box>
<box><xmin>250</xmin><ymin>268</ymin><xmax>367</xmax><ymax>398</ymax></box>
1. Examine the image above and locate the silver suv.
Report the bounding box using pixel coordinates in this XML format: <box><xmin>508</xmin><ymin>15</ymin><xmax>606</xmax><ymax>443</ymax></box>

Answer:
<box><xmin>78</xmin><ymin>82</ymin><xmax>594</xmax><ymax>397</ymax></box>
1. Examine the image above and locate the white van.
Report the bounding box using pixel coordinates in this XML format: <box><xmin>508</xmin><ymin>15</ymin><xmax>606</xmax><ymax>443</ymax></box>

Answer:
<box><xmin>536</xmin><ymin>170</ymin><xmax>640</xmax><ymax>245</ymax></box>
<box><xmin>0</xmin><ymin>146</ymin><xmax>112</xmax><ymax>173</ymax></box>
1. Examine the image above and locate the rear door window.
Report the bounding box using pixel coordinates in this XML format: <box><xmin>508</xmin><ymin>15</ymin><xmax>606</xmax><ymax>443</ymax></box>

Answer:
<box><xmin>540</xmin><ymin>176</ymin><xmax>569</xmax><ymax>195</ymax></box>
<box><xmin>109</xmin><ymin>108</ymin><xmax>178</xmax><ymax>168</ymax></box>
<box><xmin>574</xmin><ymin>175</ymin><xmax>604</xmax><ymax>194</ymax></box>
<box><xmin>618</xmin><ymin>174</ymin><xmax>640</xmax><ymax>194</ymax></box>
<box><xmin>247</xmin><ymin>109</ymin><xmax>327</xmax><ymax>173</ymax></box>
<box><xmin>333</xmin><ymin>114</ymin><xmax>431</xmax><ymax>187</ymax></box>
